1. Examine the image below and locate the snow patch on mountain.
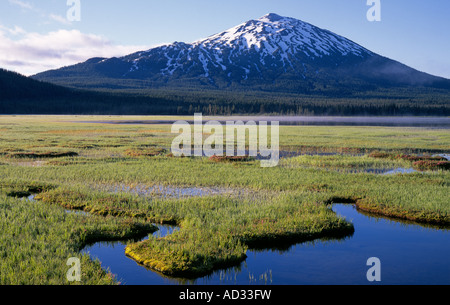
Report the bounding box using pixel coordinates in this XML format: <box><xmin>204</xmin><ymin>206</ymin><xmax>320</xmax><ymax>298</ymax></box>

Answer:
<box><xmin>118</xmin><ymin>13</ymin><xmax>374</xmax><ymax>79</ymax></box>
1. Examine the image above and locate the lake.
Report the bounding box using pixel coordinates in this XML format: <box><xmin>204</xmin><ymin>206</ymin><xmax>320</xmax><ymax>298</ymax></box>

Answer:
<box><xmin>81</xmin><ymin>204</ymin><xmax>450</xmax><ymax>285</ymax></box>
<box><xmin>81</xmin><ymin>116</ymin><xmax>450</xmax><ymax>128</ymax></box>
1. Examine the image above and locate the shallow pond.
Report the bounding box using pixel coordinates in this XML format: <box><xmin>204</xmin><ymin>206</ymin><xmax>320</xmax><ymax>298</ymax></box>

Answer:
<box><xmin>94</xmin><ymin>183</ymin><xmax>234</xmax><ymax>199</ymax></box>
<box><xmin>81</xmin><ymin>204</ymin><xmax>450</xmax><ymax>285</ymax></box>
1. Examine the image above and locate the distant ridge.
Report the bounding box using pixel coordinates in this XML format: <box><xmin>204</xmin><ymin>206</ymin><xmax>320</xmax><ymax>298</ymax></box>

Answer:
<box><xmin>33</xmin><ymin>13</ymin><xmax>450</xmax><ymax>93</ymax></box>
<box><xmin>1</xmin><ymin>14</ymin><xmax>449</xmax><ymax>116</ymax></box>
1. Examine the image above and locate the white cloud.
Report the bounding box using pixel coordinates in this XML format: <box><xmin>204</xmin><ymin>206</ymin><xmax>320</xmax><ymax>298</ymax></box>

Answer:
<box><xmin>8</xmin><ymin>0</ymin><xmax>33</xmax><ymax>10</ymax></box>
<box><xmin>8</xmin><ymin>0</ymin><xmax>75</xmax><ymax>26</ymax></box>
<box><xmin>0</xmin><ymin>27</ymin><xmax>153</xmax><ymax>76</ymax></box>
<box><xmin>0</xmin><ymin>25</ymin><xmax>26</xmax><ymax>36</ymax></box>
<box><xmin>49</xmin><ymin>14</ymin><xmax>72</xmax><ymax>26</ymax></box>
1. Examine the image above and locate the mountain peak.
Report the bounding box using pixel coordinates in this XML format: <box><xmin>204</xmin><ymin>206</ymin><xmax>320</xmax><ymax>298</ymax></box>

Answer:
<box><xmin>195</xmin><ymin>13</ymin><xmax>371</xmax><ymax>59</ymax></box>
<box><xmin>259</xmin><ymin>13</ymin><xmax>285</xmax><ymax>22</ymax></box>
<box><xmin>33</xmin><ymin>13</ymin><xmax>450</xmax><ymax>92</ymax></box>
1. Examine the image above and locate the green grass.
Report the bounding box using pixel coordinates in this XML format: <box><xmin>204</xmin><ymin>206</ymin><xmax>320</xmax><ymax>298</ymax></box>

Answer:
<box><xmin>32</xmin><ymin>186</ymin><xmax>354</xmax><ymax>277</ymax></box>
<box><xmin>0</xmin><ymin>115</ymin><xmax>449</xmax><ymax>283</ymax></box>
<box><xmin>0</xmin><ymin>192</ymin><xmax>156</xmax><ymax>285</ymax></box>
<box><xmin>279</xmin><ymin>154</ymin><xmax>413</xmax><ymax>171</ymax></box>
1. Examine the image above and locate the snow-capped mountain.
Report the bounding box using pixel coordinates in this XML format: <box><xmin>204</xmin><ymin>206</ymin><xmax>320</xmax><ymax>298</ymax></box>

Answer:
<box><xmin>33</xmin><ymin>13</ymin><xmax>449</xmax><ymax>92</ymax></box>
<box><xmin>122</xmin><ymin>13</ymin><xmax>372</xmax><ymax>79</ymax></box>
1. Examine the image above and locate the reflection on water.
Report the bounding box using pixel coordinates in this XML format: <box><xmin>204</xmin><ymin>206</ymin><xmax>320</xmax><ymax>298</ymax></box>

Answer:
<box><xmin>381</xmin><ymin>168</ymin><xmax>417</xmax><ymax>175</ymax></box>
<box><xmin>80</xmin><ymin>116</ymin><xmax>450</xmax><ymax>128</ymax></box>
<box><xmin>81</xmin><ymin>224</ymin><xmax>181</xmax><ymax>285</ymax></box>
<box><xmin>350</xmin><ymin>167</ymin><xmax>418</xmax><ymax>175</ymax></box>
<box><xmin>434</xmin><ymin>154</ymin><xmax>450</xmax><ymax>161</ymax></box>
<box><xmin>81</xmin><ymin>204</ymin><xmax>450</xmax><ymax>285</ymax></box>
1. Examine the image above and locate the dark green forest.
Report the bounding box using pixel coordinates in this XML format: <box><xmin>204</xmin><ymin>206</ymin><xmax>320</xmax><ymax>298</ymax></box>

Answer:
<box><xmin>1</xmin><ymin>68</ymin><xmax>449</xmax><ymax>116</ymax></box>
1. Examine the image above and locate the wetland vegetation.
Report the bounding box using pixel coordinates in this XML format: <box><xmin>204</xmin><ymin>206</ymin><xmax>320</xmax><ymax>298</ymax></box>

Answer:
<box><xmin>0</xmin><ymin>115</ymin><xmax>448</xmax><ymax>284</ymax></box>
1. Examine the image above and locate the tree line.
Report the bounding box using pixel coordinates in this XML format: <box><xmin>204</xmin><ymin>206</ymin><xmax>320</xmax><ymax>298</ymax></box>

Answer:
<box><xmin>1</xmin><ymin>68</ymin><xmax>449</xmax><ymax>116</ymax></box>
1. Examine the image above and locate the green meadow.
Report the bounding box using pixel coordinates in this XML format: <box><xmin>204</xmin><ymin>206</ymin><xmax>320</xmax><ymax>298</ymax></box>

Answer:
<box><xmin>0</xmin><ymin>115</ymin><xmax>449</xmax><ymax>284</ymax></box>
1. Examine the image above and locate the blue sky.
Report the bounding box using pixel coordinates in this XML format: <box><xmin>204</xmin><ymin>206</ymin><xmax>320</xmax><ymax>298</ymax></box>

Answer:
<box><xmin>1</xmin><ymin>0</ymin><xmax>449</xmax><ymax>78</ymax></box>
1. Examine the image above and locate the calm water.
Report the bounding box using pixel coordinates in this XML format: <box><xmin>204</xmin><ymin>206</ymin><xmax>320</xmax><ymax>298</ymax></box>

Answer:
<box><xmin>80</xmin><ymin>116</ymin><xmax>450</xmax><ymax>128</ymax></box>
<box><xmin>81</xmin><ymin>204</ymin><xmax>450</xmax><ymax>285</ymax></box>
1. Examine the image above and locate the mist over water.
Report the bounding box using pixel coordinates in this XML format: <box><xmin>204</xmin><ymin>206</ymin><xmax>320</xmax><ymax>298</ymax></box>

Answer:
<box><xmin>84</xmin><ymin>116</ymin><xmax>450</xmax><ymax>128</ymax></box>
